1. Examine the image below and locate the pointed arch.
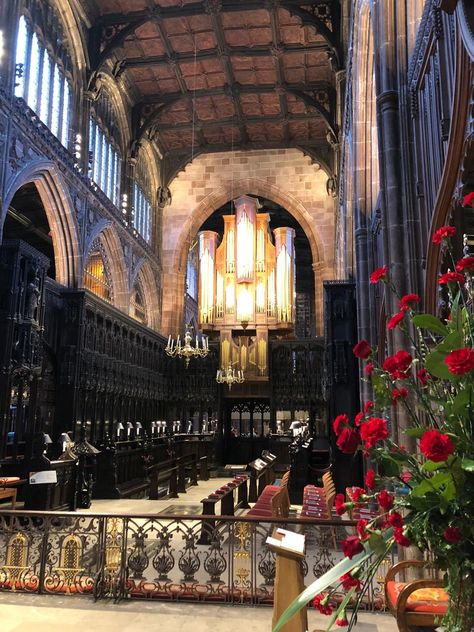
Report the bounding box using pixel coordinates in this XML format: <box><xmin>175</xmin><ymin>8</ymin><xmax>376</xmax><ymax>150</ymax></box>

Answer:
<box><xmin>129</xmin><ymin>259</ymin><xmax>161</xmax><ymax>331</ymax></box>
<box><xmin>2</xmin><ymin>160</ymin><xmax>81</xmax><ymax>287</ymax></box>
<box><xmin>82</xmin><ymin>224</ymin><xmax>128</xmax><ymax>312</ymax></box>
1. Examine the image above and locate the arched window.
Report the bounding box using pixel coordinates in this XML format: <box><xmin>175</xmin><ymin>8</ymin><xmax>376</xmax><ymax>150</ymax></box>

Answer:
<box><xmin>132</xmin><ymin>150</ymin><xmax>154</xmax><ymax>243</ymax></box>
<box><xmin>14</xmin><ymin>15</ymin><xmax>72</xmax><ymax>148</ymax></box>
<box><xmin>84</xmin><ymin>241</ymin><xmax>113</xmax><ymax>304</ymax></box>
<box><xmin>130</xmin><ymin>279</ymin><xmax>147</xmax><ymax>325</ymax></box>
<box><xmin>89</xmin><ymin>92</ymin><xmax>122</xmax><ymax>208</ymax></box>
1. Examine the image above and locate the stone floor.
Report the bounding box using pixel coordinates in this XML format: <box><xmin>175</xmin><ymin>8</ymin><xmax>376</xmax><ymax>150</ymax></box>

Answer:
<box><xmin>0</xmin><ymin>478</ymin><xmax>399</xmax><ymax>631</ymax></box>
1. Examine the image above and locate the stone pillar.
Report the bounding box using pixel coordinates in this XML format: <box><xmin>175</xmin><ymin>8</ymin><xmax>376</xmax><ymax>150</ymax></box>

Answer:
<box><xmin>312</xmin><ymin>261</ymin><xmax>326</xmax><ymax>337</ymax></box>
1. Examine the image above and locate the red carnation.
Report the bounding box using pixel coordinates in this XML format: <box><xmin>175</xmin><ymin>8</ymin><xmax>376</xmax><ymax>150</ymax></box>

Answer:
<box><xmin>356</xmin><ymin>519</ymin><xmax>370</xmax><ymax>540</ymax></box>
<box><xmin>399</xmin><ymin>293</ymin><xmax>421</xmax><ymax>311</ymax></box>
<box><xmin>340</xmin><ymin>573</ymin><xmax>362</xmax><ymax>592</ymax></box>
<box><xmin>463</xmin><ymin>192</ymin><xmax>474</xmax><ymax>207</ymax></box>
<box><xmin>443</xmin><ymin>526</ymin><xmax>462</xmax><ymax>543</ymax></box>
<box><xmin>417</xmin><ymin>368</ymin><xmax>429</xmax><ymax>386</ymax></box>
<box><xmin>355</xmin><ymin>412</ymin><xmax>364</xmax><ymax>426</ymax></box>
<box><xmin>400</xmin><ymin>471</ymin><xmax>412</xmax><ymax>484</ymax></box>
<box><xmin>365</xmin><ymin>468</ymin><xmax>376</xmax><ymax>491</ymax></box>
<box><xmin>388</xmin><ymin>511</ymin><xmax>404</xmax><ymax>529</ymax></box>
<box><xmin>365</xmin><ymin>362</ymin><xmax>374</xmax><ymax>377</ymax></box>
<box><xmin>377</xmin><ymin>490</ymin><xmax>394</xmax><ymax>511</ymax></box>
<box><xmin>456</xmin><ymin>256</ymin><xmax>474</xmax><ymax>272</ymax></box>
<box><xmin>333</xmin><ymin>414</ymin><xmax>349</xmax><ymax>435</ymax></box>
<box><xmin>420</xmin><ymin>429</ymin><xmax>455</xmax><ymax>462</ymax></box>
<box><xmin>335</xmin><ymin>493</ymin><xmax>347</xmax><ymax>516</ymax></box>
<box><xmin>438</xmin><ymin>271</ymin><xmax>465</xmax><ymax>285</ymax></box>
<box><xmin>336</xmin><ymin>427</ymin><xmax>361</xmax><ymax>454</ymax></box>
<box><xmin>391</xmin><ymin>387</ymin><xmax>408</xmax><ymax>405</ymax></box>
<box><xmin>384</xmin><ymin>350</ymin><xmax>413</xmax><ymax>379</ymax></box>
<box><xmin>312</xmin><ymin>593</ymin><xmax>333</xmax><ymax>615</ymax></box>
<box><xmin>360</xmin><ymin>417</ymin><xmax>389</xmax><ymax>449</ymax></box>
<box><xmin>388</xmin><ymin>311</ymin><xmax>405</xmax><ymax>330</ymax></box>
<box><xmin>445</xmin><ymin>348</ymin><xmax>474</xmax><ymax>375</ymax></box>
<box><xmin>364</xmin><ymin>400</ymin><xmax>374</xmax><ymax>413</ymax></box>
<box><xmin>351</xmin><ymin>487</ymin><xmax>366</xmax><ymax>502</ymax></box>
<box><xmin>353</xmin><ymin>339</ymin><xmax>372</xmax><ymax>359</ymax></box>
<box><xmin>370</xmin><ymin>266</ymin><xmax>388</xmax><ymax>284</ymax></box>
<box><xmin>432</xmin><ymin>225</ymin><xmax>456</xmax><ymax>244</ymax></box>
<box><xmin>336</xmin><ymin>615</ymin><xmax>349</xmax><ymax>627</ymax></box>
<box><xmin>342</xmin><ymin>536</ymin><xmax>364</xmax><ymax>559</ymax></box>
<box><xmin>393</xmin><ymin>528</ymin><xmax>411</xmax><ymax>547</ymax></box>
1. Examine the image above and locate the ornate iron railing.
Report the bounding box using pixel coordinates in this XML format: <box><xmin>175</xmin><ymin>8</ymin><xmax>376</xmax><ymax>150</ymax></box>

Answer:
<box><xmin>0</xmin><ymin>511</ymin><xmax>394</xmax><ymax>607</ymax></box>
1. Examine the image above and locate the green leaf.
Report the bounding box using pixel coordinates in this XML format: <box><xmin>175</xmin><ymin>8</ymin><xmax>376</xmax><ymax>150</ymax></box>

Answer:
<box><xmin>379</xmin><ymin>455</ymin><xmax>401</xmax><ymax>477</ymax></box>
<box><xmin>451</xmin><ymin>389</ymin><xmax>473</xmax><ymax>415</ymax></box>
<box><xmin>412</xmin><ymin>314</ymin><xmax>448</xmax><ymax>336</ymax></box>
<box><xmin>422</xmin><ymin>460</ymin><xmax>445</xmax><ymax>472</ymax></box>
<box><xmin>368</xmin><ymin>533</ymin><xmax>387</xmax><ymax>555</ymax></box>
<box><xmin>324</xmin><ymin>588</ymin><xmax>356</xmax><ymax>632</ymax></box>
<box><xmin>425</xmin><ymin>350</ymin><xmax>452</xmax><ymax>380</ymax></box>
<box><xmin>404</xmin><ymin>427</ymin><xmax>426</xmax><ymax>438</ymax></box>
<box><xmin>411</xmin><ymin>479</ymin><xmax>434</xmax><ymax>497</ymax></box>
<box><xmin>461</xmin><ymin>458</ymin><xmax>474</xmax><ymax>472</ymax></box>
<box><xmin>437</xmin><ymin>331</ymin><xmax>464</xmax><ymax>353</ymax></box>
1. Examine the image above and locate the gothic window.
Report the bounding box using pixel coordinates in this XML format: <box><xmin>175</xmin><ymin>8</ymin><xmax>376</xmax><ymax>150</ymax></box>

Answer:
<box><xmin>89</xmin><ymin>92</ymin><xmax>122</xmax><ymax>208</ymax></box>
<box><xmin>84</xmin><ymin>242</ymin><xmax>113</xmax><ymax>304</ymax></box>
<box><xmin>132</xmin><ymin>151</ymin><xmax>154</xmax><ymax>243</ymax></box>
<box><xmin>14</xmin><ymin>15</ymin><xmax>72</xmax><ymax>148</ymax></box>
<box><xmin>130</xmin><ymin>279</ymin><xmax>147</xmax><ymax>325</ymax></box>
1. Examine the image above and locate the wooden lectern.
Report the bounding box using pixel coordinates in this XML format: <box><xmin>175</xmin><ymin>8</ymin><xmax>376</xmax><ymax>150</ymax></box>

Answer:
<box><xmin>267</xmin><ymin>528</ymin><xmax>307</xmax><ymax>632</ymax></box>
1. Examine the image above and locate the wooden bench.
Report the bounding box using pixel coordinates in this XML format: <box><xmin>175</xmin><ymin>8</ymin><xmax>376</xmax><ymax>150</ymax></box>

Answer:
<box><xmin>147</xmin><ymin>460</ymin><xmax>179</xmax><ymax>500</ymax></box>
<box><xmin>385</xmin><ymin>560</ymin><xmax>448</xmax><ymax>632</ymax></box>
<box><xmin>176</xmin><ymin>454</ymin><xmax>198</xmax><ymax>492</ymax></box>
<box><xmin>246</xmin><ymin>471</ymin><xmax>290</xmax><ymax>518</ymax></box>
<box><xmin>199</xmin><ymin>476</ymin><xmax>250</xmax><ymax>543</ymax></box>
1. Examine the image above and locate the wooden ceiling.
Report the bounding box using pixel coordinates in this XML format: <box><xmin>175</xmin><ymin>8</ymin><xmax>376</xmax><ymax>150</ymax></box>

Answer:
<box><xmin>89</xmin><ymin>0</ymin><xmax>342</xmax><ymax>183</ymax></box>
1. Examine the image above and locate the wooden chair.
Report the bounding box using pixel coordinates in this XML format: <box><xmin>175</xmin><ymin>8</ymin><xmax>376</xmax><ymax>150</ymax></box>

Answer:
<box><xmin>384</xmin><ymin>560</ymin><xmax>448</xmax><ymax>632</ymax></box>
<box><xmin>0</xmin><ymin>477</ymin><xmax>20</xmax><ymax>509</ymax></box>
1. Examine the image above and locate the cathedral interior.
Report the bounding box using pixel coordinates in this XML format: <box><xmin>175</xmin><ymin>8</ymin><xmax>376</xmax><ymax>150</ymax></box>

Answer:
<box><xmin>0</xmin><ymin>0</ymin><xmax>472</xmax><ymax>629</ymax></box>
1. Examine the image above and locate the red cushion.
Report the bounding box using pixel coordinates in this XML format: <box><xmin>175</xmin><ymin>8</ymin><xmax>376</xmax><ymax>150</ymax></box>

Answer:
<box><xmin>386</xmin><ymin>581</ymin><xmax>448</xmax><ymax>614</ymax></box>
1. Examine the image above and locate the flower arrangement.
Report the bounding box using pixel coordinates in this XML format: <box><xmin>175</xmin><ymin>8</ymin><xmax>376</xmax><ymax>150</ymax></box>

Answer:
<box><xmin>273</xmin><ymin>217</ymin><xmax>474</xmax><ymax>632</ymax></box>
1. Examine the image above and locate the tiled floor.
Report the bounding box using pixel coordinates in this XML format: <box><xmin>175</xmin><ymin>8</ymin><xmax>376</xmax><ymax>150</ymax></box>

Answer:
<box><xmin>0</xmin><ymin>478</ymin><xmax>399</xmax><ymax>631</ymax></box>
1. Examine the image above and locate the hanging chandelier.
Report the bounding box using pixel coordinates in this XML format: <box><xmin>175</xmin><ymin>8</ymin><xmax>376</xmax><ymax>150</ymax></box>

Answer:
<box><xmin>165</xmin><ymin>326</ymin><xmax>209</xmax><ymax>367</ymax></box>
<box><xmin>216</xmin><ymin>365</ymin><xmax>244</xmax><ymax>389</ymax></box>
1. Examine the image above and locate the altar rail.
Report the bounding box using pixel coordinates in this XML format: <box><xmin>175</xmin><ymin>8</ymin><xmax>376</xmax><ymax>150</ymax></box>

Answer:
<box><xmin>0</xmin><ymin>510</ymin><xmax>394</xmax><ymax>607</ymax></box>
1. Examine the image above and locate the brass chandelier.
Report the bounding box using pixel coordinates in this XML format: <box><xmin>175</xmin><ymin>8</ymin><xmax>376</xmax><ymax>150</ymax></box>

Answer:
<box><xmin>165</xmin><ymin>326</ymin><xmax>209</xmax><ymax>367</ymax></box>
<box><xmin>216</xmin><ymin>365</ymin><xmax>244</xmax><ymax>389</ymax></box>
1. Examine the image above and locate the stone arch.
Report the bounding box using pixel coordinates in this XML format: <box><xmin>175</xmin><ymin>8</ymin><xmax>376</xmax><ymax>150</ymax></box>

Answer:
<box><xmin>83</xmin><ymin>223</ymin><xmax>128</xmax><ymax>312</ymax></box>
<box><xmin>2</xmin><ymin>160</ymin><xmax>81</xmax><ymax>287</ymax></box>
<box><xmin>130</xmin><ymin>259</ymin><xmax>161</xmax><ymax>331</ymax></box>
<box><xmin>92</xmin><ymin>72</ymin><xmax>131</xmax><ymax>154</ymax></box>
<box><xmin>163</xmin><ymin>178</ymin><xmax>328</xmax><ymax>335</ymax></box>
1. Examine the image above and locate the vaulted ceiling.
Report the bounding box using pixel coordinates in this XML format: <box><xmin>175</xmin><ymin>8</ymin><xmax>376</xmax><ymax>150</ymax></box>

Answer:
<box><xmin>89</xmin><ymin>0</ymin><xmax>342</xmax><ymax>183</ymax></box>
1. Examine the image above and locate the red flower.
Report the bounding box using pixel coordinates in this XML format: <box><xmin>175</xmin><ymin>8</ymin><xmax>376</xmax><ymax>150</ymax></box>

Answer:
<box><xmin>365</xmin><ymin>362</ymin><xmax>374</xmax><ymax>377</ymax></box>
<box><xmin>351</xmin><ymin>487</ymin><xmax>366</xmax><ymax>502</ymax></box>
<box><xmin>463</xmin><ymin>192</ymin><xmax>474</xmax><ymax>207</ymax></box>
<box><xmin>335</xmin><ymin>493</ymin><xmax>347</xmax><ymax>516</ymax></box>
<box><xmin>377</xmin><ymin>490</ymin><xmax>394</xmax><ymax>511</ymax></box>
<box><xmin>312</xmin><ymin>593</ymin><xmax>333</xmax><ymax>615</ymax></box>
<box><xmin>339</xmin><ymin>573</ymin><xmax>362</xmax><ymax>592</ymax></box>
<box><xmin>399</xmin><ymin>293</ymin><xmax>421</xmax><ymax>311</ymax></box>
<box><xmin>356</xmin><ymin>519</ymin><xmax>370</xmax><ymax>540</ymax></box>
<box><xmin>365</xmin><ymin>468</ymin><xmax>376</xmax><ymax>491</ymax></box>
<box><xmin>360</xmin><ymin>417</ymin><xmax>389</xmax><ymax>449</ymax></box>
<box><xmin>432</xmin><ymin>225</ymin><xmax>456</xmax><ymax>244</ymax></box>
<box><xmin>391</xmin><ymin>387</ymin><xmax>408</xmax><ymax>405</ymax></box>
<box><xmin>417</xmin><ymin>368</ymin><xmax>429</xmax><ymax>386</ymax></box>
<box><xmin>383</xmin><ymin>350</ymin><xmax>413</xmax><ymax>379</ymax></box>
<box><xmin>336</xmin><ymin>427</ymin><xmax>361</xmax><ymax>454</ymax></box>
<box><xmin>400</xmin><ymin>471</ymin><xmax>412</xmax><ymax>484</ymax></box>
<box><xmin>438</xmin><ymin>271</ymin><xmax>465</xmax><ymax>285</ymax></box>
<box><xmin>456</xmin><ymin>256</ymin><xmax>474</xmax><ymax>272</ymax></box>
<box><xmin>333</xmin><ymin>414</ymin><xmax>349</xmax><ymax>435</ymax></box>
<box><xmin>445</xmin><ymin>348</ymin><xmax>474</xmax><ymax>375</ymax></box>
<box><xmin>393</xmin><ymin>528</ymin><xmax>411</xmax><ymax>547</ymax></box>
<box><xmin>420</xmin><ymin>429</ymin><xmax>455</xmax><ymax>462</ymax></box>
<box><xmin>336</xmin><ymin>615</ymin><xmax>349</xmax><ymax>627</ymax></box>
<box><xmin>342</xmin><ymin>536</ymin><xmax>364</xmax><ymax>559</ymax></box>
<box><xmin>353</xmin><ymin>339</ymin><xmax>372</xmax><ymax>359</ymax></box>
<box><xmin>370</xmin><ymin>266</ymin><xmax>388</xmax><ymax>284</ymax></box>
<box><xmin>364</xmin><ymin>400</ymin><xmax>374</xmax><ymax>413</ymax></box>
<box><xmin>388</xmin><ymin>511</ymin><xmax>404</xmax><ymax>529</ymax></box>
<box><xmin>388</xmin><ymin>311</ymin><xmax>405</xmax><ymax>330</ymax></box>
<box><xmin>443</xmin><ymin>526</ymin><xmax>462</xmax><ymax>543</ymax></box>
<box><xmin>355</xmin><ymin>412</ymin><xmax>364</xmax><ymax>426</ymax></box>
